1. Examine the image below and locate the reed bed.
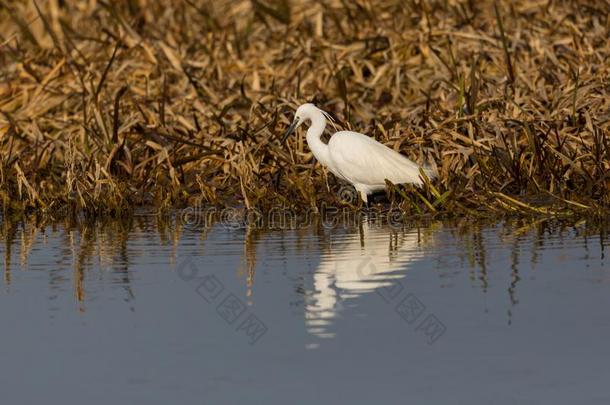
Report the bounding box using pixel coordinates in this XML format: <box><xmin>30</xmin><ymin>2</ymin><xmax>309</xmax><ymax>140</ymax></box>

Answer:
<box><xmin>1</xmin><ymin>0</ymin><xmax>609</xmax><ymax>218</ymax></box>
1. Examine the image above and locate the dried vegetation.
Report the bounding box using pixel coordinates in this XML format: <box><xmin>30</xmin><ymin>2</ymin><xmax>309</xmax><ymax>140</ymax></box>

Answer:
<box><xmin>1</xmin><ymin>0</ymin><xmax>609</xmax><ymax>218</ymax></box>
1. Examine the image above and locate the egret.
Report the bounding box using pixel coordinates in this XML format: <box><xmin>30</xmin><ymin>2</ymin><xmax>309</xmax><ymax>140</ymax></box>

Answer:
<box><xmin>281</xmin><ymin>103</ymin><xmax>435</xmax><ymax>203</ymax></box>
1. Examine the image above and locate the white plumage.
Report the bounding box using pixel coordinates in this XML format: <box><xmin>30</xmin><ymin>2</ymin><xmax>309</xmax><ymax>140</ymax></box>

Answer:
<box><xmin>281</xmin><ymin>103</ymin><xmax>435</xmax><ymax>203</ymax></box>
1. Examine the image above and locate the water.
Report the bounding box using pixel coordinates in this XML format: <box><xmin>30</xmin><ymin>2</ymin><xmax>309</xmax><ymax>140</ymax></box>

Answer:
<box><xmin>1</xmin><ymin>214</ymin><xmax>609</xmax><ymax>404</ymax></box>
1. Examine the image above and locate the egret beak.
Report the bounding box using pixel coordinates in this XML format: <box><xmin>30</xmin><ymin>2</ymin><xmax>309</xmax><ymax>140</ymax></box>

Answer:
<box><xmin>281</xmin><ymin>119</ymin><xmax>299</xmax><ymax>144</ymax></box>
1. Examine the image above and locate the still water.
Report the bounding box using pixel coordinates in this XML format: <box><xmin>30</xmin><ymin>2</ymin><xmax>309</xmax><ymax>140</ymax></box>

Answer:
<box><xmin>1</xmin><ymin>213</ymin><xmax>609</xmax><ymax>404</ymax></box>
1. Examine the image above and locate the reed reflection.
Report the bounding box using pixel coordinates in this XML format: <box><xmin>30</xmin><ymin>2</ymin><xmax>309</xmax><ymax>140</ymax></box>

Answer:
<box><xmin>0</xmin><ymin>213</ymin><xmax>183</xmax><ymax>312</ymax></box>
<box><xmin>1</xmin><ymin>213</ymin><xmax>608</xmax><ymax>327</ymax></box>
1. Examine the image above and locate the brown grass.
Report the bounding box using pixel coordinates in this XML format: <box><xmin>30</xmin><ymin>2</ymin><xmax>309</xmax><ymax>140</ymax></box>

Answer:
<box><xmin>1</xmin><ymin>0</ymin><xmax>609</xmax><ymax>218</ymax></box>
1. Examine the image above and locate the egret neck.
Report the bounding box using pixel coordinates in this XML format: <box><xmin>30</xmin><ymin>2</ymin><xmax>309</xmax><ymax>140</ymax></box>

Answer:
<box><xmin>305</xmin><ymin>112</ymin><xmax>331</xmax><ymax>168</ymax></box>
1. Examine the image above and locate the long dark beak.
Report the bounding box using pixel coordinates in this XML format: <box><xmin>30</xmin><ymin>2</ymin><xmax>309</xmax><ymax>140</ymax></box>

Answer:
<box><xmin>281</xmin><ymin>120</ymin><xmax>298</xmax><ymax>144</ymax></box>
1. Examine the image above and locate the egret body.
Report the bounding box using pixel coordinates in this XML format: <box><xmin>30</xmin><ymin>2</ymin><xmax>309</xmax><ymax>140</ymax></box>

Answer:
<box><xmin>282</xmin><ymin>103</ymin><xmax>435</xmax><ymax>203</ymax></box>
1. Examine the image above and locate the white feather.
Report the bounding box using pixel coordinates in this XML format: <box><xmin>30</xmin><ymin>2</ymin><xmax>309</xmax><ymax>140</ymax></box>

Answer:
<box><xmin>291</xmin><ymin>103</ymin><xmax>434</xmax><ymax>202</ymax></box>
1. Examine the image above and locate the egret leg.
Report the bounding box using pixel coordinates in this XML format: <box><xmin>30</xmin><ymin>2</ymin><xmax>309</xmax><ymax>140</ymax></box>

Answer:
<box><xmin>358</xmin><ymin>190</ymin><xmax>368</xmax><ymax>205</ymax></box>
<box><xmin>354</xmin><ymin>186</ymin><xmax>369</xmax><ymax>208</ymax></box>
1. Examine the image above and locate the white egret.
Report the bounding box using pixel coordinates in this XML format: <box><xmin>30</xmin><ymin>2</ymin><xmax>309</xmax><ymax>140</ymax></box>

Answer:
<box><xmin>281</xmin><ymin>103</ymin><xmax>435</xmax><ymax>203</ymax></box>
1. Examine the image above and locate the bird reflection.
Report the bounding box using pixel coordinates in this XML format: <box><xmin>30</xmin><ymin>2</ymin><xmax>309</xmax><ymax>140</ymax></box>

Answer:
<box><xmin>305</xmin><ymin>221</ymin><xmax>432</xmax><ymax>339</ymax></box>
<box><xmin>2</xmin><ymin>214</ymin><xmax>608</xmax><ymax>325</ymax></box>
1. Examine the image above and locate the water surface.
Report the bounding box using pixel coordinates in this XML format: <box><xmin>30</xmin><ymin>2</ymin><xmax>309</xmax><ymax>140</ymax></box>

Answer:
<box><xmin>1</xmin><ymin>214</ymin><xmax>609</xmax><ymax>404</ymax></box>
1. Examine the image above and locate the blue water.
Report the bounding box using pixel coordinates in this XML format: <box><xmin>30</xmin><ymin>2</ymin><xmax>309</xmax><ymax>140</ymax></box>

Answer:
<box><xmin>1</xmin><ymin>215</ymin><xmax>609</xmax><ymax>404</ymax></box>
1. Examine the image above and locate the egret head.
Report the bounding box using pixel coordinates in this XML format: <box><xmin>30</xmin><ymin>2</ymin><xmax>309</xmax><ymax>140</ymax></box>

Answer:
<box><xmin>281</xmin><ymin>103</ymin><xmax>321</xmax><ymax>143</ymax></box>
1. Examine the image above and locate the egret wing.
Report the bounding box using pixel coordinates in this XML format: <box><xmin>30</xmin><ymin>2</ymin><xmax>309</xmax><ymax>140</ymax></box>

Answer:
<box><xmin>328</xmin><ymin>131</ymin><xmax>427</xmax><ymax>186</ymax></box>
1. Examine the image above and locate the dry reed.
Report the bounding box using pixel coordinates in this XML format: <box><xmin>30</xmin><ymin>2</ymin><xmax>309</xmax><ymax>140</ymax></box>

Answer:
<box><xmin>1</xmin><ymin>0</ymin><xmax>609</xmax><ymax>218</ymax></box>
